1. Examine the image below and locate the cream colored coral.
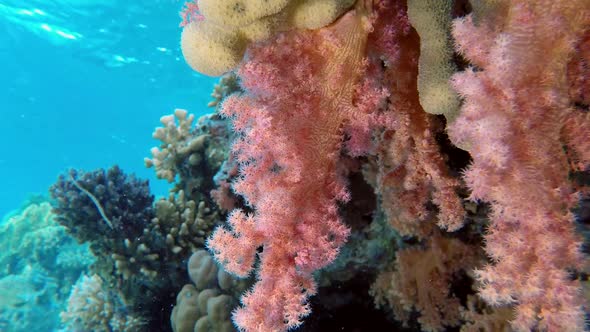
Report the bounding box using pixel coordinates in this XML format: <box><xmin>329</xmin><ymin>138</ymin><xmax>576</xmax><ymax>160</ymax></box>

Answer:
<box><xmin>181</xmin><ymin>21</ymin><xmax>247</xmax><ymax>77</ymax></box>
<box><xmin>288</xmin><ymin>0</ymin><xmax>355</xmax><ymax>29</ymax></box>
<box><xmin>145</xmin><ymin>109</ymin><xmax>209</xmax><ymax>182</ymax></box>
<box><xmin>407</xmin><ymin>0</ymin><xmax>459</xmax><ymax>120</ymax></box>
<box><xmin>208</xmin><ymin>72</ymin><xmax>241</xmax><ymax>108</ymax></box>
<box><xmin>171</xmin><ymin>250</ymin><xmax>249</xmax><ymax>332</ymax></box>
<box><xmin>180</xmin><ymin>0</ymin><xmax>355</xmax><ymax>76</ymax></box>
<box><xmin>150</xmin><ymin>190</ymin><xmax>219</xmax><ymax>256</ymax></box>
<box><xmin>198</xmin><ymin>0</ymin><xmax>290</xmax><ymax>27</ymax></box>
<box><xmin>61</xmin><ymin>274</ymin><xmax>144</xmax><ymax>332</ymax></box>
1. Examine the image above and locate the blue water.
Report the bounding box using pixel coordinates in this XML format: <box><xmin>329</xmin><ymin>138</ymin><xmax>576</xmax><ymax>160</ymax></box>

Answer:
<box><xmin>0</xmin><ymin>0</ymin><xmax>217</xmax><ymax>219</ymax></box>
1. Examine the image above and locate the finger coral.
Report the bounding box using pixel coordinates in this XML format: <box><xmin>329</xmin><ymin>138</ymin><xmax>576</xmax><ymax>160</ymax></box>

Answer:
<box><xmin>407</xmin><ymin>0</ymin><xmax>460</xmax><ymax>119</ymax></box>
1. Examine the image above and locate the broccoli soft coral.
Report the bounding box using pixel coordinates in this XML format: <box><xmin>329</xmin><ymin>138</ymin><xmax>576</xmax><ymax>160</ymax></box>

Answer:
<box><xmin>206</xmin><ymin>9</ymin><xmax>375</xmax><ymax>331</ymax></box>
<box><xmin>449</xmin><ymin>1</ymin><xmax>590</xmax><ymax>330</ymax></box>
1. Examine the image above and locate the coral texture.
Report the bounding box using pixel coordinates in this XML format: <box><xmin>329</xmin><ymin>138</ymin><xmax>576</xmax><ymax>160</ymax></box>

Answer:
<box><xmin>50</xmin><ymin>166</ymin><xmax>159</xmax><ymax>280</ymax></box>
<box><xmin>371</xmin><ymin>232</ymin><xmax>480</xmax><ymax>332</ymax></box>
<box><xmin>50</xmin><ymin>166</ymin><xmax>155</xmax><ymax>243</ymax></box>
<box><xmin>146</xmin><ymin>109</ymin><xmax>231</xmax><ymax>202</ymax></box>
<box><xmin>0</xmin><ymin>201</ymin><xmax>93</xmax><ymax>332</ymax></box>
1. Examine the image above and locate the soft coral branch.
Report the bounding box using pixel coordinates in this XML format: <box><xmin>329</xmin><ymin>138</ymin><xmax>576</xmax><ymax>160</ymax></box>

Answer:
<box><xmin>449</xmin><ymin>1</ymin><xmax>590</xmax><ymax>330</ymax></box>
<box><xmin>207</xmin><ymin>9</ymin><xmax>374</xmax><ymax>331</ymax></box>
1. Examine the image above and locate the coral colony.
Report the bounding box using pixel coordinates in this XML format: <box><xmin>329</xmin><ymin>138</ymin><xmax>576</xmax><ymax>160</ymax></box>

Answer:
<box><xmin>44</xmin><ymin>0</ymin><xmax>589</xmax><ymax>332</ymax></box>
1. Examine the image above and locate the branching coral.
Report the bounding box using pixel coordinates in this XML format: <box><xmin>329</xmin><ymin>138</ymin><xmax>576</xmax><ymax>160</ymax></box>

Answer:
<box><xmin>50</xmin><ymin>166</ymin><xmax>155</xmax><ymax>242</ymax></box>
<box><xmin>208</xmin><ymin>72</ymin><xmax>242</xmax><ymax>108</ymax></box>
<box><xmin>202</xmin><ymin>4</ymin><xmax>396</xmax><ymax>329</ymax></box>
<box><xmin>145</xmin><ymin>109</ymin><xmax>205</xmax><ymax>183</ymax></box>
<box><xmin>50</xmin><ymin>166</ymin><xmax>160</xmax><ymax>280</ymax></box>
<box><xmin>150</xmin><ymin>190</ymin><xmax>220</xmax><ymax>257</ymax></box>
<box><xmin>362</xmin><ymin>0</ymin><xmax>466</xmax><ymax>238</ymax></box>
<box><xmin>146</xmin><ymin>109</ymin><xmax>231</xmax><ymax>202</ymax></box>
<box><xmin>51</xmin><ymin>166</ymin><xmax>198</xmax><ymax>330</ymax></box>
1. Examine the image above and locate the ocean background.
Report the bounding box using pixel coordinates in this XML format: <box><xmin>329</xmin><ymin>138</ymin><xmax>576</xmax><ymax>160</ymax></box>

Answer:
<box><xmin>0</xmin><ymin>0</ymin><xmax>217</xmax><ymax>220</ymax></box>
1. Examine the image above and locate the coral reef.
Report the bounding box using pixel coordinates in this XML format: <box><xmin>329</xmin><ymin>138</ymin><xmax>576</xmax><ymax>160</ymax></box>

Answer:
<box><xmin>449</xmin><ymin>1</ymin><xmax>590</xmax><ymax>330</ymax></box>
<box><xmin>205</xmin><ymin>7</ymin><xmax>377</xmax><ymax>330</ymax></box>
<box><xmin>50</xmin><ymin>166</ymin><xmax>159</xmax><ymax>281</ymax></box>
<box><xmin>50</xmin><ymin>165</ymin><xmax>155</xmax><ymax>243</ymax></box>
<box><xmin>50</xmin><ymin>166</ymin><xmax>182</xmax><ymax>330</ymax></box>
<box><xmin>0</xmin><ymin>200</ymin><xmax>93</xmax><ymax>332</ymax></box>
<box><xmin>208</xmin><ymin>72</ymin><xmax>241</xmax><ymax>108</ymax></box>
<box><xmin>49</xmin><ymin>107</ymin><xmax>234</xmax><ymax>330</ymax></box>
<box><xmin>371</xmin><ymin>232</ymin><xmax>482</xmax><ymax>331</ymax></box>
<box><xmin>150</xmin><ymin>190</ymin><xmax>220</xmax><ymax>258</ymax></box>
<box><xmin>19</xmin><ymin>0</ymin><xmax>588</xmax><ymax>331</ymax></box>
<box><xmin>176</xmin><ymin>0</ymin><xmax>590</xmax><ymax>331</ymax></box>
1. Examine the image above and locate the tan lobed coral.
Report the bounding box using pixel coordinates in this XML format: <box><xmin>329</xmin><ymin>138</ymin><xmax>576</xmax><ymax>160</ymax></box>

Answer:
<box><xmin>171</xmin><ymin>249</ymin><xmax>250</xmax><ymax>332</ymax></box>
<box><xmin>180</xmin><ymin>0</ymin><xmax>355</xmax><ymax>76</ymax></box>
<box><xmin>407</xmin><ymin>0</ymin><xmax>460</xmax><ymax>120</ymax></box>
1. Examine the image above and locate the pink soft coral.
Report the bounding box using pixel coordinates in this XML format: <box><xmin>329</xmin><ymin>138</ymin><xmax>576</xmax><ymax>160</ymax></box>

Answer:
<box><xmin>207</xmin><ymin>9</ymin><xmax>375</xmax><ymax>331</ymax></box>
<box><xmin>449</xmin><ymin>1</ymin><xmax>590</xmax><ymax>330</ymax></box>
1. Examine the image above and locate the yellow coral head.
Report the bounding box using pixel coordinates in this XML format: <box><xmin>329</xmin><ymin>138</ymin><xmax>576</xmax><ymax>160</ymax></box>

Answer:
<box><xmin>198</xmin><ymin>0</ymin><xmax>290</xmax><ymax>27</ymax></box>
<box><xmin>180</xmin><ymin>20</ymin><xmax>247</xmax><ymax>77</ymax></box>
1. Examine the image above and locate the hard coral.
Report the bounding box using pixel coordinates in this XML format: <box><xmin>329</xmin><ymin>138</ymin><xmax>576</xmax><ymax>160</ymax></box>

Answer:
<box><xmin>180</xmin><ymin>0</ymin><xmax>355</xmax><ymax>76</ymax></box>
<box><xmin>50</xmin><ymin>166</ymin><xmax>154</xmax><ymax>242</ymax></box>
<box><xmin>146</xmin><ymin>109</ymin><xmax>231</xmax><ymax>203</ymax></box>
<box><xmin>51</xmin><ymin>165</ymin><xmax>234</xmax><ymax>332</ymax></box>
<box><xmin>61</xmin><ymin>274</ymin><xmax>145</xmax><ymax>332</ymax></box>
<box><xmin>171</xmin><ymin>250</ymin><xmax>249</xmax><ymax>332</ymax></box>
